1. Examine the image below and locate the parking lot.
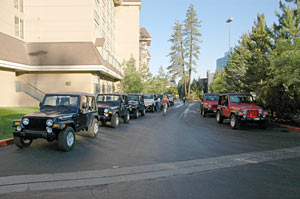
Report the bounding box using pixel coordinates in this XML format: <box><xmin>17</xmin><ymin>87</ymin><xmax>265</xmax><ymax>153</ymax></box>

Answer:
<box><xmin>1</xmin><ymin>101</ymin><xmax>300</xmax><ymax>199</ymax></box>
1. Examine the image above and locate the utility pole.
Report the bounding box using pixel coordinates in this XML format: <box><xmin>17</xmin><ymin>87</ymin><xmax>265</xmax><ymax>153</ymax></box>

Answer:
<box><xmin>226</xmin><ymin>18</ymin><xmax>234</xmax><ymax>56</ymax></box>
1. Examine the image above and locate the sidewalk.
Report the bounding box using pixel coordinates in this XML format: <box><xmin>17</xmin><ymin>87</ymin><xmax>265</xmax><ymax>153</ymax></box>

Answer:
<box><xmin>0</xmin><ymin>138</ymin><xmax>14</xmax><ymax>147</ymax></box>
<box><xmin>272</xmin><ymin>123</ymin><xmax>300</xmax><ymax>133</ymax></box>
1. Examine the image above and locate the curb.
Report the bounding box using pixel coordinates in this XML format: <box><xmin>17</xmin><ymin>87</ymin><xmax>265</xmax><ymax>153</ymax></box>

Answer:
<box><xmin>0</xmin><ymin>138</ymin><xmax>14</xmax><ymax>147</ymax></box>
<box><xmin>272</xmin><ymin>123</ymin><xmax>300</xmax><ymax>133</ymax></box>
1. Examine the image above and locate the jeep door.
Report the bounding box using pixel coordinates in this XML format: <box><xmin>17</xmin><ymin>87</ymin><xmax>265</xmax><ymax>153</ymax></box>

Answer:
<box><xmin>120</xmin><ymin>96</ymin><xmax>126</xmax><ymax>116</ymax></box>
<box><xmin>78</xmin><ymin>96</ymin><xmax>89</xmax><ymax>130</ymax></box>
<box><xmin>222</xmin><ymin>95</ymin><xmax>230</xmax><ymax>117</ymax></box>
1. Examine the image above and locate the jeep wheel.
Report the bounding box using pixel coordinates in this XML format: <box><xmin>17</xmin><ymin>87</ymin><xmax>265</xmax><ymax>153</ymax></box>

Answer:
<box><xmin>230</xmin><ymin>114</ymin><xmax>240</xmax><ymax>130</ymax></box>
<box><xmin>133</xmin><ymin>109</ymin><xmax>139</xmax><ymax>119</ymax></box>
<box><xmin>111</xmin><ymin>114</ymin><xmax>119</xmax><ymax>128</ymax></box>
<box><xmin>123</xmin><ymin>111</ymin><xmax>130</xmax><ymax>123</ymax></box>
<box><xmin>141</xmin><ymin>108</ymin><xmax>146</xmax><ymax>116</ymax></box>
<box><xmin>151</xmin><ymin>105</ymin><xmax>155</xmax><ymax>112</ymax></box>
<box><xmin>14</xmin><ymin>136</ymin><xmax>33</xmax><ymax>149</ymax></box>
<box><xmin>216</xmin><ymin>111</ymin><xmax>223</xmax><ymax>124</ymax></box>
<box><xmin>202</xmin><ymin>109</ymin><xmax>206</xmax><ymax>117</ymax></box>
<box><xmin>88</xmin><ymin>119</ymin><xmax>99</xmax><ymax>137</ymax></box>
<box><xmin>58</xmin><ymin>127</ymin><xmax>75</xmax><ymax>152</ymax></box>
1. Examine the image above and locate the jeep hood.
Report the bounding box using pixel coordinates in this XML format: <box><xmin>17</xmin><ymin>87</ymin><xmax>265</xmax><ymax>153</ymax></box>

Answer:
<box><xmin>24</xmin><ymin>109</ymin><xmax>75</xmax><ymax>118</ymax></box>
<box><xmin>231</xmin><ymin>103</ymin><xmax>263</xmax><ymax>110</ymax></box>
<box><xmin>204</xmin><ymin>100</ymin><xmax>218</xmax><ymax>105</ymax></box>
<box><xmin>97</xmin><ymin>104</ymin><xmax>119</xmax><ymax>110</ymax></box>
<box><xmin>129</xmin><ymin>101</ymin><xmax>138</xmax><ymax>106</ymax></box>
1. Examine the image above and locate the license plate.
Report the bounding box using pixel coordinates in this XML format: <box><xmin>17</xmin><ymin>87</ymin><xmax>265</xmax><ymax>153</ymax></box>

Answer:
<box><xmin>253</xmin><ymin>118</ymin><xmax>260</xmax><ymax>121</ymax></box>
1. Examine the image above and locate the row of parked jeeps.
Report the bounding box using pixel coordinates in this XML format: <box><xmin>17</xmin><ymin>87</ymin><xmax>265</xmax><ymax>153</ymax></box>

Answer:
<box><xmin>200</xmin><ymin>93</ymin><xmax>269</xmax><ymax>130</ymax></box>
<box><xmin>12</xmin><ymin>92</ymin><xmax>174</xmax><ymax>152</ymax></box>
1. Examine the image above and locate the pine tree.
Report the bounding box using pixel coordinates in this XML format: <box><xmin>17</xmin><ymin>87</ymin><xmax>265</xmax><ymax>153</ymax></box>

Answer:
<box><xmin>209</xmin><ymin>69</ymin><xmax>227</xmax><ymax>93</ymax></box>
<box><xmin>224</xmin><ymin>33</ymin><xmax>251</xmax><ymax>93</ymax></box>
<box><xmin>121</xmin><ymin>57</ymin><xmax>143</xmax><ymax>93</ymax></box>
<box><xmin>167</xmin><ymin>20</ymin><xmax>187</xmax><ymax>96</ymax></box>
<box><xmin>184</xmin><ymin>4</ymin><xmax>202</xmax><ymax>97</ymax></box>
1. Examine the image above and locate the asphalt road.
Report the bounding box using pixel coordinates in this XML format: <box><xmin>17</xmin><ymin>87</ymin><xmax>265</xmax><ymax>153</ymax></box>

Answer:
<box><xmin>1</xmin><ymin>101</ymin><xmax>300</xmax><ymax>198</ymax></box>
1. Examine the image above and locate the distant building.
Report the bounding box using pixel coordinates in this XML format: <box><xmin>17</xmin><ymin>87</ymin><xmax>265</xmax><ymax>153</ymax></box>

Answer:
<box><xmin>216</xmin><ymin>48</ymin><xmax>233</xmax><ymax>72</ymax></box>
<box><xmin>199</xmin><ymin>78</ymin><xmax>208</xmax><ymax>93</ymax></box>
<box><xmin>207</xmin><ymin>71</ymin><xmax>215</xmax><ymax>92</ymax></box>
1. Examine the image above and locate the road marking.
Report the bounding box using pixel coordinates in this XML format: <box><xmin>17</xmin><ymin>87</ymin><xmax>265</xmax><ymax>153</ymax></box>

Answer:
<box><xmin>180</xmin><ymin>103</ymin><xmax>193</xmax><ymax>118</ymax></box>
<box><xmin>1</xmin><ymin>146</ymin><xmax>300</xmax><ymax>194</ymax></box>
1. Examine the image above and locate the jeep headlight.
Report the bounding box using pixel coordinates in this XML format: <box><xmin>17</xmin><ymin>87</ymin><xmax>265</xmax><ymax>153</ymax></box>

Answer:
<box><xmin>23</xmin><ymin>118</ymin><xmax>29</xmax><ymax>125</ymax></box>
<box><xmin>46</xmin><ymin>119</ymin><xmax>54</xmax><ymax>127</ymax></box>
<box><xmin>104</xmin><ymin>109</ymin><xmax>109</xmax><ymax>113</ymax></box>
<box><xmin>243</xmin><ymin>109</ymin><xmax>247</xmax><ymax>114</ymax></box>
<box><xmin>258</xmin><ymin>109</ymin><xmax>263</xmax><ymax>114</ymax></box>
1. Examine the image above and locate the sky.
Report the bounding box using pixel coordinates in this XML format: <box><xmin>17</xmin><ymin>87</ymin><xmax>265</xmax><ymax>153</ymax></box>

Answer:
<box><xmin>139</xmin><ymin>0</ymin><xmax>285</xmax><ymax>80</ymax></box>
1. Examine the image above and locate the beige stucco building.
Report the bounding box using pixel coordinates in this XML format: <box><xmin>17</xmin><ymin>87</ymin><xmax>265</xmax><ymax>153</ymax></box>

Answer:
<box><xmin>0</xmin><ymin>0</ymin><xmax>145</xmax><ymax>107</ymax></box>
<box><xmin>139</xmin><ymin>27</ymin><xmax>151</xmax><ymax>71</ymax></box>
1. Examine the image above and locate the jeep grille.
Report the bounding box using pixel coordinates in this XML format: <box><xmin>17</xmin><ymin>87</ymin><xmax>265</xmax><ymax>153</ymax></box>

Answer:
<box><xmin>247</xmin><ymin>110</ymin><xmax>258</xmax><ymax>117</ymax></box>
<box><xmin>98</xmin><ymin>108</ymin><xmax>105</xmax><ymax>115</ymax></box>
<box><xmin>25</xmin><ymin>118</ymin><xmax>47</xmax><ymax>131</ymax></box>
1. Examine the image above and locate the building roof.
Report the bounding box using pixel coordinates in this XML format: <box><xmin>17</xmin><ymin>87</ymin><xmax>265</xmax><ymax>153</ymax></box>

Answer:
<box><xmin>140</xmin><ymin>28</ymin><xmax>151</xmax><ymax>39</ymax></box>
<box><xmin>0</xmin><ymin>32</ymin><xmax>121</xmax><ymax>79</ymax></box>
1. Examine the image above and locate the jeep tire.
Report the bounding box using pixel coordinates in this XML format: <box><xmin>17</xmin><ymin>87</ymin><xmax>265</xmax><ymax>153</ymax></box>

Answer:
<box><xmin>111</xmin><ymin>114</ymin><xmax>119</xmax><ymax>128</ymax></box>
<box><xmin>88</xmin><ymin>119</ymin><xmax>99</xmax><ymax>137</ymax></box>
<box><xmin>14</xmin><ymin>136</ymin><xmax>33</xmax><ymax>149</ymax></box>
<box><xmin>58</xmin><ymin>126</ymin><xmax>75</xmax><ymax>152</ymax></box>
<box><xmin>216</xmin><ymin>111</ymin><xmax>223</xmax><ymax>124</ymax></box>
<box><xmin>133</xmin><ymin>109</ymin><xmax>139</xmax><ymax>119</ymax></box>
<box><xmin>123</xmin><ymin>111</ymin><xmax>130</xmax><ymax>123</ymax></box>
<box><xmin>202</xmin><ymin>108</ymin><xmax>206</xmax><ymax>117</ymax></box>
<box><xmin>141</xmin><ymin>108</ymin><xmax>146</xmax><ymax>116</ymax></box>
<box><xmin>230</xmin><ymin>114</ymin><xmax>240</xmax><ymax>130</ymax></box>
<box><xmin>151</xmin><ymin>105</ymin><xmax>155</xmax><ymax>112</ymax></box>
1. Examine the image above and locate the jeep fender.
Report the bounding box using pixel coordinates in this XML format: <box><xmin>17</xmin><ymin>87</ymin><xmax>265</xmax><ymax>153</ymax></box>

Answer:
<box><xmin>57</xmin><ymin>120</ymin><xmax>76</xmax><ymax>131</ymax></box>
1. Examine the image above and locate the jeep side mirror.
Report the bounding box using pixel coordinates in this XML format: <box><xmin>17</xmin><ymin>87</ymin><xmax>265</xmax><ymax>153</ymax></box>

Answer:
<box><xmin>82</xmin><ymin>102</ymin><xmax>87</xmax><ymax>109</ymax></box>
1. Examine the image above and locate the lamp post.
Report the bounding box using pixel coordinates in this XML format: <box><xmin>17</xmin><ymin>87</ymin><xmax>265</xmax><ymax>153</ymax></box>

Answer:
<box><xmin>226</xmin><ymin>17</ymin><xmax>234</xmax><ymax>56</ymax></box>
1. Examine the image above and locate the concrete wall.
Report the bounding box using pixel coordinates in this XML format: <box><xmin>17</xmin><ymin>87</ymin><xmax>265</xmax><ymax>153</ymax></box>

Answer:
<box><xmin>24</xmin><ymin>0</ymin><xmax>94</xmax><ymax>42</ymax></box>
<box><xmin>114</xmin><ymin>5</ymin><xmax>140</xmax><ymax>69</ymax></box>
<box><xmin>0</xmin><ymin>70</ymin><xmax>38</xmax><ymax>107</ymax></box>
<box><xmin>16</xmin><ymin>72</ymin><xmax>93</xmax><ymax>94</ymax></box>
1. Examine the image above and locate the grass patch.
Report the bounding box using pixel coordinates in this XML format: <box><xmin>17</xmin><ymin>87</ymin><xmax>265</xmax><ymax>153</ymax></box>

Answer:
<box><xmin>0</xmin><ymin>107</ymin><xmax>39</xmax><ymax>140</ymax></box>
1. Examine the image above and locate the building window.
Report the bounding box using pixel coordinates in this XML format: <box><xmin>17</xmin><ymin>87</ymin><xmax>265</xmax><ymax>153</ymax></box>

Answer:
<box><xmin>15</xmin><ymin>16</ymin><xmax>19</xmax><ymax>37</ymax></box>
<box><xmin>20</xmin><ymin>0</ymin><xmax>23</xmax><ymax>12</ymax></box>
<box><xmin>14</xmin><ymin>0</ymin><xmax>18</xmax><ymax>9</ymax></box>
<box><xmin>20</xmin><ymin>19</ymin><xmax>24</xmax><ymax>39</ymax></box>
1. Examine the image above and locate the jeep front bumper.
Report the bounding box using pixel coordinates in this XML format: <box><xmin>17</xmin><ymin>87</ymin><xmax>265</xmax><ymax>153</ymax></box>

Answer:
<box><xmin>13</xmin><ymin>129</ymin><xmax>56</xmax><ymax>139</ymax></box>
<box><xmin>239</xmin><ymin>116</ymin><xmax>268</xmax><ymax>121</ymax></box>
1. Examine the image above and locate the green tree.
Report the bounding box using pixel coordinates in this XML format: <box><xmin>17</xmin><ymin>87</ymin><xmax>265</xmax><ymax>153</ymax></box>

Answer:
<box><xmin>184</xmin><ymin>4</ymin><xmax>202</xmax><ymax>97</ymax></box>
<box><xmin>284</xmin><ymin>0</ymin><xmax>299</xmax><ymax>9</ymax></box>
<box><xmin>224</xmin><ymin>33</ymin><xmax>251</xmax><ymax>92</ymax></box>
<box><xmin>209</xmin><ymin>69</ymin><xmax>227</xmax><ymax>94</ymax></box>
<box><xmin>168</xmin><ymin>20</ymin><xmax>187</xmax><ymax>96</ymax></box>
<box><xmin>120</xmin><ymin>57</ymin><xmax>143</xmax><ymax>93</ymax></box>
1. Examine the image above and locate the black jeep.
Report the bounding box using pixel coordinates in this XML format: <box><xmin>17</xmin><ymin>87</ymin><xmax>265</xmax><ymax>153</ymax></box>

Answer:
<box><xmin>12</xmin><ymin>93</ymin><xmax>100</xmax><ymax>152</ymax></box>
<box><xmin>96</xmin><ymin>93</ymin><xmax>130</xmax><ymax>128</ymax></box>
<box><xmin>128</xmin><ymin>94</ymin><xmax>146</xmax><ymax>119</ymax></box>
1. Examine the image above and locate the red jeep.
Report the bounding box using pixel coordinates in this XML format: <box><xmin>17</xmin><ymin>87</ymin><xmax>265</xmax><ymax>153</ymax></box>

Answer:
<box><xmin>216</xmin><ymin>93</ymin><xmax>268</xmax><ymax>129</ymax></box>
<box><xmin>200</xmin><ymin>93</ymin><xmax>219</xmax><ymax>117</ymax></box>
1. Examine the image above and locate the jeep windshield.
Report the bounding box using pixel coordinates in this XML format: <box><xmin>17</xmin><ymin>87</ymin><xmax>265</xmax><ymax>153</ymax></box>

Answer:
<box><xmin>205</xmin><ymin>95</ymin><xmax>219</xmax><ymax>101</ymax></box>
<box><xmin>97</xmin><ymin>95</ymin><xmax>120</xmax><ymax>106</ymax></box>
<box><xmin>41</xmin><ymin>95</ymin><xmax>79</xmax><ymax>111</ymax></box>
<box><xmin>128</xmin><ymin>95</ymin><xmax>139</xmax><ymax>101</ymax></box>
<box><xmin>230</xmin><ymin>95</ymin><xmax>254</xmax><ymax>103</ymax></box>
<box><xmin>144</xmin><ymin>95</ymin><xmax>154</xmax><ymax>99</ymax></box>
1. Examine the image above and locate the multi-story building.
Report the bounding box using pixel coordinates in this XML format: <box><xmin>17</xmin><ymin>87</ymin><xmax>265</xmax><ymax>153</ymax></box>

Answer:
<box><xmin>139</xmin><ymin>27</ymin><xmax>151</xmax><ymax>71</ymax></box>
<box><xmin>216</xmin><ymin>48</ymin><xmax>233</xmax><ymax>72</ymax></box>
<box><xmin>0</xmin><ymin>0</ymin><xmax>143</xmax><ymax>107</ymax></box>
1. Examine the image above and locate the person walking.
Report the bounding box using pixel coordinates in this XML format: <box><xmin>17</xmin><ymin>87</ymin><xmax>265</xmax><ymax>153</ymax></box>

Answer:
<box><xmin>161</xmin><ymin>95</ymin><xmax>169</xmax><ymax>116</ymax></box>
<box><xmin>157</xmin><ymin>96</ymin><xmax>161</xmax><ymax>112</ymax></box>
<box><xmin>183</xmin><ymin>96</ymin><xmax>186</xmax><ymax>106</ymax></box>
